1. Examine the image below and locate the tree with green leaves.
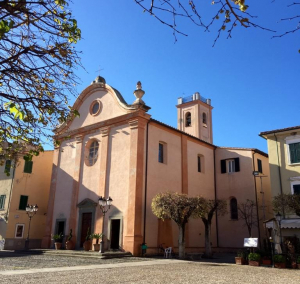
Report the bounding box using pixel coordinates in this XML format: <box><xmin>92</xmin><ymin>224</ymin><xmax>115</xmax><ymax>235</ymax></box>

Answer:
<box><xmin>151</xmin><ymin>192</ymin><xmax>201</xmax><ymax>259</ymax></box>
<box><xmin>194</xmin><ymin>199</ymin><xmax>227</xmax><ymax>258</ymax></box>
<box><xmin>0</xmin><ymin>0</ymin><xmax>81</xmax><ymax>168</ymax></box>
<box><xmin>273</xmin><ymin>193</ymin><xmax>300</xmax><ymax>217</ymax></box>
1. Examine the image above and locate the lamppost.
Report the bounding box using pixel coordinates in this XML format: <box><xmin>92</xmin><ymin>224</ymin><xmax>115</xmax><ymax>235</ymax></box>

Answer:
<box><xmin>98</xmin><ymin>196</ymin><xmax>113</xmax><ymax>253</ymax></box>
<box><xmin>275</xmin><ymin>212</ymin><xmax>283</xmax><ymax>252</ymax></box>
<box><xmin>25</xmin><ymin>204</ymin><xmax>38</xmax><ymax>250</ymax></box>
<box><xmin>269</xmin><ymin>236</ymin><xmax>274</xmax><ymax>268</ymax></box>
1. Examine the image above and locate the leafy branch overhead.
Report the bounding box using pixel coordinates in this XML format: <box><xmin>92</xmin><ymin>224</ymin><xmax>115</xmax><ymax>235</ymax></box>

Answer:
<box><xmin>0</xmin><ymin>0</ymin><xmax>82</xmax><ymax>162</ymax></box>
<box><xmin>134</xmin><ymin>0</ymin><xmax>299</xmax><ymax>48</ymax></box>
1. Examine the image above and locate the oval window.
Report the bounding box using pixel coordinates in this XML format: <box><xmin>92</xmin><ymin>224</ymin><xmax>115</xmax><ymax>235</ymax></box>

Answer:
<box><xmin>90</xmin><ymin>100</ymin><xmax>101</xmax><ymax>116</ymax></box>
<box><xmin>89</xmin><ymin>141</ymin><xmax>99</xmax><ymax>166</ymax></box>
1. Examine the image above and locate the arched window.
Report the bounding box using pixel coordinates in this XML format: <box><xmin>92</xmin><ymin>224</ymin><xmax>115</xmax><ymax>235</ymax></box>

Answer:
<box><xmin>202</xmin><ymin>112</ymin><xmax>207</xmax><ymax>124</ymax></box>
<box><xmin>89</xmin><ymin>141</ymin><xmax>99</xmax><ymax>166</ymax></box>
<box><xmin>185</xmin><ymin>112</ymin><xmax>191</xmax><ymax>127</ymax></box>
<box><xmin>230</xmin><ymin>198</ymin><xmax>238</xmax><ymax>220</ymax></box>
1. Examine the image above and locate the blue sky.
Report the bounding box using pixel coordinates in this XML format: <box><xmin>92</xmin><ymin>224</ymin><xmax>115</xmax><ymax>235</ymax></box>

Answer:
<box><xmin>66</xmin><ymin>1</ymin><xmax>299</xmax><ymax>153</ymax></box>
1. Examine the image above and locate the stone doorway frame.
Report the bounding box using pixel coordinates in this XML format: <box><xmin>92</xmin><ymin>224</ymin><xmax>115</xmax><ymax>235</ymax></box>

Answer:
<box><xmin>107</xmin><ymin>214</ymin><xmax>123</xmax><ymax>250</ymax></box>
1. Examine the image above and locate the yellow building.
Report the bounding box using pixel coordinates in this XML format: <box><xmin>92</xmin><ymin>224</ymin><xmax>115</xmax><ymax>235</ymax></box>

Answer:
<box><xmin>0</xmin><ymin>151</ymin><xmax>53</xmax><ymax>249</ymax></box>
<box><xmin>260</xmin><ymin>126</ymin><xmax>300</xmax><ymax>240</ymax></box>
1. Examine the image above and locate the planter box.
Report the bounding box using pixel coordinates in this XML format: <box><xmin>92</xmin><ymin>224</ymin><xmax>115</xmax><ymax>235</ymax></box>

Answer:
<box><xmin>274</xmin><ymin>263</ymin><xmax>286</xmax><ymax>269</ymax></box>
<box><xmin>93</xmin><ymin>243</ymin><xmax>100</xmax><ymax>251</ymax></box>
<box><xmin>297</xmin><ymin>264</ymin><xmax>300</xmax><ymax>269</ymax></box>
<box><xmin>249</xmin><ymin>261</ymin><xmax>260</xmax><ymax>266</ymax></box>
<box><xmin>55</xmin><ymin>242</ymin><xmax>62</xmax><ymax>250</ymax></box>
<box><xmin>235</xmin><ymin>257</ymin><xmax>247</xmax><ymax>265</ymax></box>
<box><xmin>83</xmin><ymin>240</ymin><xmax>92</xmax><ymax>251</ymax></box>
<box><xmin>262</xmin><ymin>259</ymin><xmax>271</xmax><ymax>266</ymax></box>
<box><xmin>65</xmin><ymin>241</ymin><xmax>74</xmax><ymax>250</ymax></box>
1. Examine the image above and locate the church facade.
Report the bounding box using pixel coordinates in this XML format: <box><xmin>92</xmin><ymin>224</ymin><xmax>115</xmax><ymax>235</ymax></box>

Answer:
<box><xmin>42</xmin><ymin>76</ymin><xmax>272</xmax><ymax>255</ymax></box>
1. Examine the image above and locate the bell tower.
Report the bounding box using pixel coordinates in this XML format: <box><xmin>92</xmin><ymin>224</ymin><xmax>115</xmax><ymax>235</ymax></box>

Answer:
<box><xmin>177</xmin><ymin>92</ymin><xmax>213</xmax><ymax>144</ymax></box>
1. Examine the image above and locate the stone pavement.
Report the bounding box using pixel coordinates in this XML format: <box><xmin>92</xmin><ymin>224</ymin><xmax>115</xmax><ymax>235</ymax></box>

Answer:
<box><xmin>0</xmin><ymin>251</ymin><xmax>299</xmax><ymax>283</ymax></box>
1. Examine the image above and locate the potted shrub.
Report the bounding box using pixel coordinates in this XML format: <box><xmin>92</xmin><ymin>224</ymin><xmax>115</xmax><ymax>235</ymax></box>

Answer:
<box><xmin>83</xmin><ymin>227</ymin><xmax>92</xmax><ymax>251</ymax></box>
<box><xmin>274</xmin><ymin>254</ymin><xmax>286</xmax><ymax>269</ymax></box>
<box><xmin>92</xmin><ymin>233</ymin><xmax>104</xmax><ymax>251</ymax></box>
<box><xmin>235</xmin><ymin>250</ymin><xmax>248</xmax><ymax>265</ymax></box>
<box><xmin>65</xmin><ymin>229</ymin><xmax>74</xmax><ymax>250</ymax></box>
<box><xmin>52</xmin><ymin>233</ymin><xmax>63</xmax><ymax>250</ymax></box>
<box><xmin>248</xmin><ymin>253</ymin><xmax>261</xmax><ymax>266</ymax></box>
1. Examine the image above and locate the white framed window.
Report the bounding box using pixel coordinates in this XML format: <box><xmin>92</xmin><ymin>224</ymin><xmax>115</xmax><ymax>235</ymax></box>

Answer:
<box><xmin>227</xmin><ymin>160</ymin><xmax>235</xmax><ymax>173</ymax></box>
<box><xmin>15</xmin><ymin>224</ymin><xmax>25</xmax><ymax>238</ymax></box>
<box><xmin>286</xmin><ymin>135</ymin><xmax>300</xmax><ymax>165</ymax></box>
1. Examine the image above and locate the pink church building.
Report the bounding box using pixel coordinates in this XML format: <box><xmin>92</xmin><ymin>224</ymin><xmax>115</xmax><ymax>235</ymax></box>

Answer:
<box><xmin>42</xmin><ymin>76</ymin><xmax>272</xmax><ymax>255</ymax></box>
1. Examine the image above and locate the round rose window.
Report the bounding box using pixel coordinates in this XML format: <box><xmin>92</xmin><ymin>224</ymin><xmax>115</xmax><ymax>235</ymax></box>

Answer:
<box><xmin>90</xmin><ymin>100</ymin><xmax>101</xmax><ymax>116</ymax></box>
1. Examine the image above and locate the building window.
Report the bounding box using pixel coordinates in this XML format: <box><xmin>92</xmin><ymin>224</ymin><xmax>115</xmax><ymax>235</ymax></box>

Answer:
<box><xmin>19</xmin><ymin>195</ymin><xmax>28</xmax><ymax>210</ymax></box>
<box><xmin>257</xmin><ymin>159</ymin><xmax>262</xmax><ymax>173</ymax></box>
<box><xmin>90</xmin><ymin>100</ymin><xmax>101</xmax><ymax>116</ymax></box>
<box><xmin>158</xmin><ymin>143</ymin><xmax>164</xmax><ymax>163</ymax></box>
<box><xmin>185</xmin><ymin>112</ymin><xmax>191</xmax><ymax>127</ymax></box>
<box><xmin>24</xmin><ymin>160</ymin><xmax>33</xmax><ymax>174</ymax></box>
<box><xmin>198</xmin><ymin>155</ymin><xmax>201</xmax><ymax>172</ymax></box>
<box><xmin>289</xmin><ymin>142</ymin><xmax>300</xmax><ymax>164</ymax></box>
<box><xmin>4</xmin><ymin>160</ymin><xmax>11</xmax><ymax>173</ymax></box>
<box><xmin>0</xmin><ymin>195</ymin><xmax>5</xmax><ymax>210</ymax></box>
<box><xmin>89</xmin><ymin>141</ymin><xmax>99</xmax><ymax>166</ymax></box>
<box><xmin>202</xmin><ymin>113</ymin><xmax>207</xmax><ymax>124</ymax></box>
<box><xmin>291</xmin><ymin>181</ymin><xmax>300</xmax><ymax>195</ymax></box>
<box><xmin>230</xmin><ymin>198</ymin><xmax>238</xmax><ymax>220</ymax></box>
<box><xmin>221</xmin><ymin>158</ymin><xmax>240</xmax><ymax>174</ymax></box>
<box><xmin>15</xmin><ymin>224</ymin><xmax>25</xmax><ymax>238</ymax></box>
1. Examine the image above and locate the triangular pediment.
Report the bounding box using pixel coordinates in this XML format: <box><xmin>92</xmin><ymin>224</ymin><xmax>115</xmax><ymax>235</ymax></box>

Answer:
<box><xmin>77</xmin><ymin>198</ymin><xmax>97</xmax><ymax>208</ymax></box>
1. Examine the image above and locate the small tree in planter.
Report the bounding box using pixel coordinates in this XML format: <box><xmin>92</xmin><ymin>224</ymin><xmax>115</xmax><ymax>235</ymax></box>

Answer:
<box><xmin>52</xmin><ymin>233</ymin><xmax>63</xmax><ymax>250</ymax></box>
<box><xmin>235</xmin><ymin>250</ymin><xmax>248</xmax><ymax>265</ymax></box>
<box><xmin>65</xmin><ymin>229</ymin><xmax>74</xmax><ymax>250</ymax></box>
<box><xmin>297</xmin><ymin>256</ymin><xmax>300</xmax><ymax>269</ymax></box>
<box><xmin>92</xmin><ymin>233</ymin><xmax>104</xmax><ymax>251</ymax></box>
<box><xmin>248</xmin><ymin>253</ymin><xmax>261</xmax><ymax>266</ymax></box>
<box><xmin>83</xmin><ymin>227</ymin><xmax>92</xmax><ymax>251</ymax></box>
<box><xmin>274</xmin><ymin>254</ymin><xmax>286</xmax><ymax>269</ymax></box>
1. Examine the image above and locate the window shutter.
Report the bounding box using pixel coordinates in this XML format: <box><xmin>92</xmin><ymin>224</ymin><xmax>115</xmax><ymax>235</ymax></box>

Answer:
<box><xmin>0</xmin><ymin>195</ymin><xmax>5</xmax><ymax>209</ymax></box>
<box><xmin>234</xmin><ymin>158</ymin><xmax>240</xmax><ymax>172</ymax></box>
<box><xmin>4</xmin><ymin>160</ymin><xmax>11</xmax><ymax>173</ymax></box>
<box><xmin>221</xmin><ymin>160</ymin><xmax>226</xmax><ymax>173</ymax></box>
<box><xmin>295</xmin><ymin>143</ymin><xmax>300</xmax><ymax>163</ymax></box>
<box><xmin>19</xmin><ymin>195</ymin><xmax>28</xmax><ymax>210</ymax></box>
<box><xmin>24</xmin><ymin>161</ymin><xmax>33</xmax><ymax>173</ymax></box>
<box><xmin>257</xmin><ymin>159</ymin><xmax>262</xmax><ymax>173</ymax></box>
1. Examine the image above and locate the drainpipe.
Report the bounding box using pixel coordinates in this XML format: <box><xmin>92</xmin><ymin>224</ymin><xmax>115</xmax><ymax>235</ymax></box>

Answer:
<box><xmin>143</xmin><ymin>121</ymin><xmax>149</xmax><ymax>244</ymax></box>
<box><xmin>252</xmin><ymin>152</ymin><xmax>262</xmax><ymax>248</ymax></box>
<box><xmin>6</xmin><ymin>159</ymin><xmax>16</xmax><ymax>222</ymax></box>
<box><xmin>213</xmin><ymin>148</ymin><xmax>219</xmax><ymax>247</ymax></box>
<box><xmin>274</xmin><ymin>133</ymin><xmax>284</xmax><ymax>216</ymax></box>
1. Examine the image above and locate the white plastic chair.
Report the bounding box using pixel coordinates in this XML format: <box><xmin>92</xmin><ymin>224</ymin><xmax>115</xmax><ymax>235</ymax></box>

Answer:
<box><xmin>164</xmin><ymin>247</ymin><xmax>172</xmax><ymax>258</ymax></box>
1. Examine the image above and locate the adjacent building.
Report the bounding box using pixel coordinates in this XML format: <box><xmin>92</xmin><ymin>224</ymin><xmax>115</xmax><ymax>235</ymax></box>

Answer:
<box><xmin>0</xmin><ymin>151</ymin><xmax>53</xmax><ymax>249</ymax></box>
<box><xmin>41</xmin><ymin>76</ymin><xmax>272</xmax><ymax>255</ymax></box>
<box><xmin>260</xmin><ymin>126</ymin><xmax>300</xmax><ymax>240</ymax></box>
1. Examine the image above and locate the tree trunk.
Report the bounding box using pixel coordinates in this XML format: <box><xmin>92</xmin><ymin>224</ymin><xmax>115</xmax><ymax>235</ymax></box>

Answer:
<box><xmin>204</xmin><ymin>220</ymin><xmax>212</xmax><ymax>258</ymax></box>
<box><xmin>178</xmin><ymin>224</ymin><xmax>186</xmax><ymax>259</ymax></box>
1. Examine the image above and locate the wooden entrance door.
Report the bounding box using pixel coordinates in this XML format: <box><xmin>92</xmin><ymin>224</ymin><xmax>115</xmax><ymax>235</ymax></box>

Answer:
<box><xmin>80</xmin><ymin>212</ymin><xmax>92</xmax><ymax>247</ymax></box>
<box><xmin>110</xmin><ymin>219</ymin><xmax>120</xmax><ymax>250</ymax></box>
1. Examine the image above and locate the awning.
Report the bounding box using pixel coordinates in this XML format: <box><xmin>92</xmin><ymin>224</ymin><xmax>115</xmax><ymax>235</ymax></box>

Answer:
<box><xmin>265</xmin><ymin>219</ymin><xmax>300</xmax><ymax>229</ymax></box>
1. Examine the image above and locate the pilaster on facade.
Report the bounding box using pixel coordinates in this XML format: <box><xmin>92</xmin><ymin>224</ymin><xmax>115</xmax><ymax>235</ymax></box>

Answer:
<box><xmin>124</xmin><ymin>118</ymin><xmax>147</xmax><ymax>255</ymax></box>
<box><xmin>94</xmin><ymin>127</ymin><xmax>111</xmax><ymax>235</ymax></box>
<box><xmin>41</xmin><ymin>145</ymin><xmax>61</xmax><ymax>248</ymax></box>
<box><xmin>68</xmin><ymin>134</ymin><xmax>84</xmax><ymax>245</ymax></box>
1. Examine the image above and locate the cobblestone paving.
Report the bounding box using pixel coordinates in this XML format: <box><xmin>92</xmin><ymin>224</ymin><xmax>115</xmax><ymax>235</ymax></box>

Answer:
<box><xmin>1</xmin><ymin>261</ymin><xmax>300</xmax><ymax>284</ymax></box>
<box><xmin>0</xmin><ymin>253</ymin><xmax>150</xmax><ymax>271</ymax></box>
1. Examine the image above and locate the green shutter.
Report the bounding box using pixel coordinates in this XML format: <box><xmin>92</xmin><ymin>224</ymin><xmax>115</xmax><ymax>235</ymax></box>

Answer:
<box><xmin>0</xmin><ymin>195</ymin><xmax>5</xmax><ymax>209</ymax></box>
<box><xmin>221</xmin><ymin>160</ymin><xmax>226</xmax><ymax>173</ymax></box>
<box><xmin>257</xmin><ymin>159</ymin><xmax>262</xmax><ymax>173</ymax></box>
<box><xmin>4</xmin><ymin>160</ymin><xmax>11</xmax><ymax>173</ymax></box>
<box><xmin>234</xmin><ymin>158</ymin><xmax>240</xmax><ymax>172</ymax></box>
<box><xmin>24</xmin><ymin>161</ymin><xmax>33</xmax><ymax>173</ymax></box>
<box><xmin>19</xmin><ymin>195</ymin><xmax>28</xmax><ymax>210</ymax></box>
<box><xmin>290</xmin><ymin>143</ymin><xmax>300</xmax><ymax>164</ymax></box>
